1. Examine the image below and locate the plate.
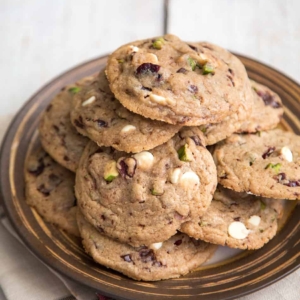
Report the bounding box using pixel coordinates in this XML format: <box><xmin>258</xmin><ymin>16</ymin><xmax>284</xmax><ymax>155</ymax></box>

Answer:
<box><xmin>0</xmin><ymin>54</ymin><xmax>299</xmax><ymax>300</ymax></box>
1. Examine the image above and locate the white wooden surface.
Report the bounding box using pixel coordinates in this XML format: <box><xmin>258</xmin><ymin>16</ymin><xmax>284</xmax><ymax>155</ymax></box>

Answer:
<box><xmin>0</xmin><ymin>0</ymin><xmax>299</xmax><ymax>299</ymax></box>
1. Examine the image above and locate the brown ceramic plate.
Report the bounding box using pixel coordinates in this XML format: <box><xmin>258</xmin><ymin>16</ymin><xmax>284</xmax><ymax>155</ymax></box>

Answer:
<box><xmin>0</xmin><ymin>55</ymin><xmax>299</xmax><ymax>300</ymax></box>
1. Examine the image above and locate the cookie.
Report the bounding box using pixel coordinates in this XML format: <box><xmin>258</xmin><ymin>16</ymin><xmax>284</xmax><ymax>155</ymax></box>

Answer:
<box><xmin>77</xmin><ymin>210</ymin><xmax>217</xmax><ymax>281</ymax></box>
<box><xmin>25</xmin><ymin>147</ymin><xmax>79</xmax><ymax>236</ymax></box>
<box><xmin>106</xmin><ymin>34</ymin><xmax>248</xmax><ymax>125</ymax></box>
<box><xmin>213</xmin><ymin>130</ymin><xmax>300</xmax><ymax>199</ymax></box>
<box><xmin>75</xmin><ymin>128</ymin><xmax>217</xmax><ymax>247</ymax></box>
<box><xmin>181</xmin><ymin>186</ymin><xmax>284</xmax><ymax>249</ymax></box>
<box><xmin>39</xmin><ymin>77</ymin><xmax>93</xmax><ymax>172</ymax></box>
<box><xmin>195</xmin><ymin>42</ymin><xmax>254</xmax><ymax>145</ymax></box>
<box><xmin>238</xmin><ymin>80</ymin><xmax>284</xmax><ymax>133</ymax></box>
<box><xmin>71</xmin><ymin>70</ymin><xmax>181</xmax><ymax>153</ymax></box>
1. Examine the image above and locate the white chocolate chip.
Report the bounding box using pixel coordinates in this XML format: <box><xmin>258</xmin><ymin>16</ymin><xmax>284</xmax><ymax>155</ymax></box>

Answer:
<box><xmin>82</xmin><ymin>96</ymin><xmax>96</xmax><ymax>106</ymax></box>
<box><xmin>179</xmin><ymin>171</ymin><xmax>200</xmax><ymax>188</ymax></box>
<box><xmin>170</xmin><ymin>168</ymin><xmax>181</xmax><ymax>184</ymax></box>
<box><xmin>228</xmin><ymin>221</ymin><xmax>250</xmax><ymax>240</ymax></box>
<box><xmin>129</xmin><ymin>45</ymin><xmax>139</xmax><ymax>53</ymax></box>
<box><xmin>133</xmin><ymin>151</ymin><xmax>154</xmax><ymax>170</ymax></box>
<box><xmin>149</xmin><ymin>94</ymin><xmax>175</xmax><ymax>106</ymax></box>
<box><xmin>248</xmin><ymin>215</ymin><xmax>261</xmax><ymax>227</ymax></box>
<box><xmin>121</xmin><ymin>125</ymin><xmax>136</xmax><ymax>133</ymax></box>
<box><xmin>280</xmin><ymin>146</ymin><xmax>293</xmax><ymax>162</ymax></box>
<box><xmin>149</xmin><ymin>242</ymin><xmax>163</xmax><ymax>250</ymax></box>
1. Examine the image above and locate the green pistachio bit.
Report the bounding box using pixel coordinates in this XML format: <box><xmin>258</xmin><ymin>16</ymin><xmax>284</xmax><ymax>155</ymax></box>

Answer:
<box><xmin>256</xmin><ymin>131</ymin><xmax>261</xmax><ymax>137</ymax></box>
<box><xmin>260</xmin><ymin>201</ymin><xmax>266</xmax><ymax>210</ymax></box>
<box><xmin>202</xmin><ymin>63</ymin><xmax>215</xmax><ymax>75</ymax></box>
<box><xmin>177</xmin><ymin>144</ymin><xmax>192</xmax><ymax>162</ymax></box>
<box><xmin>151</xmin><ymin>188</ymin><xmax>164</xmax><ymax>196</ymax></box>
<box><xmin>249</xmin><ymin>157</ymin><xmax>256</xmax><ymax>166</ymax></box>
<box><xmin>265</xmin><ymin>163</ymin><xmax>281</xmax><ymax>173</ymax></box>
<box><xmin>152</xmin><ymin>37</ymin><xmax>165</xmax><ymax>49</ymax></box>
<box><xmin>68</xmin><ymin>87</ymin><xmax>81</xmax><ymax>94</ymax></box>
<box><xmin>117</xmin><ymin>59</ymin><xmax>124</xmax><ymax>63</ymax></box>
<box><xmin>103</xmin><ymin>160</ymin><xmax>119</xmax><ymax>182</ymax></box>
<box><xmin>259</xmin><ymin>229</ymin><xmax>264</xmax><ymax>233</ymax></box>
<box><xmin>199</xmin><ymin>125</ymin><xmax>207</xmax><ymax>133</ymax></box>
<box><xmin>199</xmin><ymin>221</ymin><xmax>208</xmax><ymax>227</ymax></box>
<box><xmin>187</xmin><ymin>57</ymin><xmax>198</xmax><ymax>71</ymax></box>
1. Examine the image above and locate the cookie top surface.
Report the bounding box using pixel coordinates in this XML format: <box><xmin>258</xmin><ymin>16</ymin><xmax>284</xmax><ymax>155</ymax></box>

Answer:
<box><xmin>181</xmin><ymin>186</ymin><xmax>284</xmax><ymax>249</ymax></box>
<box><xmin>195</xmin><ymin>42</ymin><xmax>254</xmax><ymax>145</ymax></box>
<box><xmin>71</xmin><ymin>70</ymin><xmax>181</xmax><ymax>153</ymax></box>
<box><xmin>25</xmin><ymin>147</ymin><xmax>79</xmax><ymax>236</ymax></box>
<box><xmin>39</xmin><ymin>77</ymin><xmax>93</xmax><ymax>172</ymax></box>
<box><xmin>106</xmin><ymin>34</ymin><xmax>247</xmax><ymax>125</ymax></box>
<box><xmin>75</xmin><ymin>128</ymin><xmax>217</xmax><ymax>247</ymax></box>
<box><xmin>238</xmin><ymin>80</ymin><xmax>284</xmax><ymax>133</ymax></box>
<box><xmin>213</xmin><ymin>130</ymin><xmax>300</xmax><ymax>199</ymax></box>
<box><xmin>77</xmin><ymin>210</ymin><xmax>217</xmax><ymax>281</ymax></box>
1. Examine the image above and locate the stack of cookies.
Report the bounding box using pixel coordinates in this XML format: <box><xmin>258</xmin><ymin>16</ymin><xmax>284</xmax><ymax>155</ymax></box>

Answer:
<box><xmin>24</xmin><ymin>34</ymin><xmax>300</xmax><ymax>281</ymax></box>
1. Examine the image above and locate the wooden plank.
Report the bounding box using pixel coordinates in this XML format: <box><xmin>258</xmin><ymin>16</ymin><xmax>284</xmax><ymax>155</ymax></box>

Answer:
<box><xmin>0</xmin><ymin>0</ymin><xmax>164</xmax><ymax>142</ymax></box>
<box><xmin>168</xmin><ymin>0</ymin><xmax>300</xmax><ymax>83</ymax></box>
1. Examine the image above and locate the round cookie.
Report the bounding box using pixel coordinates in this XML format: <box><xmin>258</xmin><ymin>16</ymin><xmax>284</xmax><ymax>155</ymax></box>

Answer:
<box><xmin>71</xmin><ymin>70</ymin><xmax>181</xmax><ymax>153</ymax></box>
<box><xmin>181</xmin><ymin>185</ymin><xmax>284</xmax><ymax>250</ymax></box>
<box><xmin>106</xmin><ymin>34</ymin><xmax>248</xmax><ymax>125</ymax></box>
<box><xmin>194</xmin><ymin>42</ymin><xmax>254</xmax><ymax>145</ymax></box>
<box><xmin>238</xmin><ymin>80</ymin><xmax>284</xmax><ymax>133</ymax></box>
<box><xmin>77</xmin><ymin>210</ymin><xmax>217</xmax><ymax>281</ymax></box>
<box><xmin>213</xmin><ymin>129</ymin><xmax>300</xmax><ymax>199</ymax></box>
<box><xmin>25</xmin><ymin>147</ymin><xmax>79</xmax><ymax>236</ymax></box>
<box><xmin>39</xmin><ymin>76</ymin><xmax>93</xmax><ymax>172</ymax></box>
<box><xmin>75</xmin><ymin>128</ymin><xmax>217</xmax><ymax>247</ymax></box>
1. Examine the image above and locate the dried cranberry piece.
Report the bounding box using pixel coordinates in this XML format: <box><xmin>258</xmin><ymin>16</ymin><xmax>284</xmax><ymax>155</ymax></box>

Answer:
<box><xmin>121</xmin><ymin>254</ymin><xmax>132</xmax><ymax>262</ymax></box>
<box><xmin>177</xmin><ymin>68</ymin><xmax>188</xmax><ymax>74</ymax></box>
<box><xmin>187</xmin><ymin>44</ymin><xmax>198</xmax><ymax>51</ymax></box>
<box><xmin>37</xmin><ymin>184</ymin><xmax>50</xmax><ymax>196</ymax></box>
<box><xmin>117</xmin><ymin>157</ymin><xmax>137</xmax><ymax>179</ymax></box>
<box><xmin>174</xmin><ymin>239</ymin><xmax>182</xmax><ymax>246</ymax></box>
<box><xmin>136</xmin><ymin>63</ymin><xmax>160</xmax><ymax>75</ymax></box>
<box><xmin>28</xmin><ymin>158</ymin><xmax>45</xmax><ymax>176</ymax></box>
<box><xmin>139</xmin><ymin>248</ymin><xmax>155</xmax><ymax>263</ymax></box>
<box><xmin>48</xmin><ymin>173</ymin><xmax>62</xmax><ymax>186</ymax></box>
<box><xmin>262</xmin><ymin>147</ymin><xmax>275</xmax><ymax>159</ymax></box>
<box><xmin>96</xmin><ymin>119</ymin><xmax>108</xmax><ymax>127</ymax></box>
<box><xmin>74</xmin><ymin>116</ymin><xmax>84</xmax><ymax>128</ymax></box>
<box><xmin>141</xmin><ymin>86</ymin><xmax>152</xmax><ymax>91</ymax></box>
<box><xmin>188</xmin><ymin>85</ymin><xmax>198</xmax><ymax>93</ymax></box>
<box><xmin>256</xmin><ymin>90</ymin><xmax>282</xmax><ymax>108</ymax></box>
<box><xmin>190</xmin><ymin>135</ymin><xmax>203</xmax><ymax>146</ymax></box>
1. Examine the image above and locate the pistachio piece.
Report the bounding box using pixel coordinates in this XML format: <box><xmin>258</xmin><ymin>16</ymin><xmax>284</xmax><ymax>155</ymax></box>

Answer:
<box><xmin>103</xmin><ymin>160</ymin><xmax>119</xmax><ymax>182</ymax></box>
<box><xmin>177</xmin><ymin>144</ymin><xmax>193</xmax><ymax>162</ymax></box>
<box><xmin>228</xmin><ymin>221</ymin><xmax>250</xmax><ymax>239</ymax></box>
<box><xmin>82</xmin><ymin>96</ymin><xmax>96</xmax><ymax>106</ymax></box>
<box><xmin>187</xmin><ymin>57</ymin><xmax>198</xmax><ymax>71</ymax></box>
<box><xmin>151</xmin><ymin>188</ymin><xmax>164</xmax><ymax>196</ymax></box>
<box><xmin>121</xmin><ymin>125</ymin><xmax>136</xmax><ymax>133</ymax></box>
<box><xmin>260</xmin><ymin>201</ymin><xmax>266</xmax><ymax>210</ymax></box>
<box><xmin>68</xmin><ymin>87</ymin><xmax>81</xmax><ymax>94</ymax></box>
<box><xmin>117</xmin><ymin>59</ymin><xmax>124</xmax><ymax>63</ymax></box>
<box><xmin>265</xmin><ymin>163</ymin><xmax>281</xmax><ymax>173</ymax></box>
<box><xmin>152</xmin><ymin>37</ymin><xmax>165</xmax><ymax>50</ymax></box>
<box><xmin>247</xmin><ymin>215</ymin><xmax>261</xmax><ymax>227</ymax></box>
<box><xmin>202</xmin><ymin>63</ymin><xmax>215</xmax><ymax>75</ymax></box>
<box><xmin>133</xmin><ymin>151</ymin><xmax>154</xmax><ymax>170</ymax></box>
<box><xmin>280</xmin><ymin>146</ymin><xmax>293</xmax><ymax>162</ymax></box>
